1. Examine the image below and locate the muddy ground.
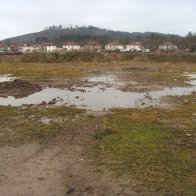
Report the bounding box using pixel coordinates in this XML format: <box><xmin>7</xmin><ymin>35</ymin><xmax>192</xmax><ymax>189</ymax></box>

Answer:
<box><xmin>0</xmin><ymin>79</ymin><xmax>42</xmax><ymax>98</ymax></box>
<box><xmin>0</xmin><ymin>106</ymin><xmax>151</xmax><ymax>196</ymax></box>
<box><xmin>0</xmin><ymin>62</ymin><xmax>195</xmax><ymax>196</ymax></box>
<box><xmin>0</xmin><ymin>64</ymin><xmax>191</xmax><ymax>96</ymax></box>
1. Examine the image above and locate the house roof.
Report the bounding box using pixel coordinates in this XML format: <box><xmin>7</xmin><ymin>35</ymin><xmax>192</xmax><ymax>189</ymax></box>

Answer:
<box><xmin>160</xmin><ymin>42</ymin><xmax>177</xmax><ymax>46</ymax></box>
<box><xmin>11</xmin><ymin>43</ymin><xmax>37</xmax><ymax>48</ymax></box>
<box><xmin>63</xmin><ymin>42</ymin><xmax>80</xmax><ymax>46</ymax></box>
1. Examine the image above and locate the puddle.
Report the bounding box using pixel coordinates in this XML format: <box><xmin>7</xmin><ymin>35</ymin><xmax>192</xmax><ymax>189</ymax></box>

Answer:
<box><xmin>0</xmin><ymin>75</ymin><xmax>18</xmax><ymax>83</ymax></box>
<box><xmin>87</xmin><ymin>75</ymin><xmax>116</xmax><ymax>84</ymax></box>
<box><xmin>150</xmin><ymin>86</ymin><xmax>196</xmax><ymax>99</ymax></box>
<box><xmin>185</xmin><ymin>73</ymin><xmax>196</xmax><ymax>86</ymax></box>
<box><xmin>0</xmin><ymin>87</ymin><xmax>146</xmax><ymax>110</ymax></box>
<box><xmin>85</xmin><ymin>75</ymin><xmax>124</xmax><ymax>87</ymax></box>
<box><xmin>0</xmin><ymin>74</ymin><xmax>195</xmax><ymax>111</ymax></box>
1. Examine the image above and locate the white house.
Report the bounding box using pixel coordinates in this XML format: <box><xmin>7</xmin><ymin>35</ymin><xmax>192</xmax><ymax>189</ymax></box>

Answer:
<box><xmin>63</xmin><ymin>42</ymin><xmax>81</xmax><ymax>51</ymax></box>
<box><xmin>125</xmin><ymin>42</ymin><xmax>144</xmax><ymax>52</ymax></box>
<box><xmin>105</xmin><ymin>41</ymin><xmax>124</xmax><ymax>51</ymax></box>
<box><xmin>159</xmin><ymin>42</ymin><xmax>177</xmax><ymax>51</ymax></box>
<box><xmin>13</xmin><ymin>43</ymin><xmax>35</xmax><ymax>53</ymax></box>
<box><xmin>39</xmin><ymin>42</ymin><xmax>57</xmax><ymax>52</ymax></box>
<box><xmin>83</xmin><ymin>41</ymin><xmax>102</xmax><ymax>51</ymax></box>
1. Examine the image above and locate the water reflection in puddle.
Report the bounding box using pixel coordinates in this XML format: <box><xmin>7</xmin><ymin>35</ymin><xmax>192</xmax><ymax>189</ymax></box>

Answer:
<box><xmin>185</xmin><ymin>73</ymin><xmax>196</xmax><ymax>86</ymax></box>
<box><xmin>0</xmin><ymin>74</ymin><xmax>195</xmax><ymax>111</ymax></box>
<box><xmin>86</xmin><ymin>75</ymin><xmax>116</xmax><ymax>83</ymax></box>
<box><xmin>0</xmin><ymin>87</ymin><xmax>146</xmax><ymax>110</ymax></box>
<box><xmin>0</xmin><ymin>75</ymin><xmax>18</xmax><ymax>83</ymax></box>
<box><xmin>85</xmin><ymin>75</ymin><xmax>125</xmax><ymax>88</ymax></box>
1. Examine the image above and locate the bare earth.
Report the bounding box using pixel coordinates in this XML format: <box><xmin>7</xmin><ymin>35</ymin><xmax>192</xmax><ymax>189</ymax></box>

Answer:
<box><xmin>1</xmin><ymin>64</ymin><xmax>195</xmax><ymax>195</ymax></box>
<box><xmin>0</xmin><ymin>126</ymin><xmax>148</xmax><ymax>196</ymax></box>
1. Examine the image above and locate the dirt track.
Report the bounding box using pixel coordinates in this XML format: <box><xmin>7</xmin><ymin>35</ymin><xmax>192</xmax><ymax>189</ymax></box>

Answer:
<box><xmin>0</xmin><ymin>126</ymin><xmax>147</xmax><ymax>196</ymax></box>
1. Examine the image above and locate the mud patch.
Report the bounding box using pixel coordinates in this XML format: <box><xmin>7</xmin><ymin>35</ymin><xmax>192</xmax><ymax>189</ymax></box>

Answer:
<box><xmin>0</xmin><ymin>79</ymin><xmax>42</xmax><ymax>98</ymax></box>
<box><xmin>0</xmin><ymin>74</ymin><xmax>195</xmax><ymax>111</ymax></box>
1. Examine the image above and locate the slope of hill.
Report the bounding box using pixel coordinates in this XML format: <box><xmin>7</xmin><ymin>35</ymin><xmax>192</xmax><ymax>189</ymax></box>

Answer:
<box><xmin>3</xmin><ymin>25</ymin><xmax>182</xmax><ymax>45</ymax></box>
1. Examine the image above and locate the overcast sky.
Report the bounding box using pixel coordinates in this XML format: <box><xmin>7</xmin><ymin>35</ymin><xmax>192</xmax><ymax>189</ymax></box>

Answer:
<box><xmin>0</xmin><ymin>0</ymin><xmax>196</xmax><ymax>40</ymax></box>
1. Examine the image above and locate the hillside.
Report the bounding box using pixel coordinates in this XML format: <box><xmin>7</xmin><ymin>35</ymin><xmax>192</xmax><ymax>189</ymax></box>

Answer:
<box><xmin>3</xmin><ymin>25</ymin><xmax>182</xmax><ymax>46</ymax></box>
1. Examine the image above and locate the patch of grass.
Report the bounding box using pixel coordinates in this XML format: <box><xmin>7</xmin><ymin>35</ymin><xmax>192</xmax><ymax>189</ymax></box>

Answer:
<box><xmin>0</xmin><ymin>62</ymin><xmax>88</xmax><ymax>78</ymax></box>
<box><xmin>93</xmin><ymin>101</ymin><xmax>196</xmax><ymax>195</ymax></box>
<box><xmin>0</xmin><ymin>57</ymin><xmax>195</xmax><ymax>81</ymax></box>
<box><xmin>0</xmin><ymin>106</ymin><xmax>85</xmax><ymax>145</ymax></box>
<box><xmin>12</xmin><ymin>52</ymin><xmax>196</xmax><ymax>64</ymax></box>
<box><xmin>121</xmin><ymin>63</ymin><xmax>196</xmax><ymax>87</ymax></box>
<box><xmin>147</xmin><ymin>53</ymin><xmax>196</xmax><ymax>64</ymax></box>
<box><xmin>21</xmin><ymin>51</ymin><xmax>109</xmax><ymax>63</ymax></box>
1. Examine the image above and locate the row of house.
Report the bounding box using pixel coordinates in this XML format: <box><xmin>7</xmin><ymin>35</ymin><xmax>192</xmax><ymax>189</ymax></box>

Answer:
<box><xmin>63</xmin><ymin>41</ymin><xmax>178</xmax><ymax>52</ymax></box>
<box><xmin>0</xmin><ymin>42</ymin><xmax>57</xmax><ymax>53</ymax></box>
<box><xmin>63</xmin><ymin>41</ymin><xmax>149</xmax><ymax>52</ymax></box>
<box><xmin>0</xmin><ymin>41</ymin><xmax>178</xmax><ymax>54</ymax></box>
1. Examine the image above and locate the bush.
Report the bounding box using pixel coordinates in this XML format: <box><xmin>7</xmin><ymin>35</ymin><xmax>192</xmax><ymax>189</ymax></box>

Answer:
<box><xmin>19</xmin><ymin>51</ymin><xmax>196</xmax><ymax>64</ymax></box>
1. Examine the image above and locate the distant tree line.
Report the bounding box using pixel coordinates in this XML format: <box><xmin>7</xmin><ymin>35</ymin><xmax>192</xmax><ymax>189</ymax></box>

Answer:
<box><xmin>44</xmin><ymin>25</ymin><xmax>95</xmax><ymax>31</ymax></box>
<box><xmin>5</xmin><ymin>25</ymin><xmax>196</xmax><ymax>52</ymax></box>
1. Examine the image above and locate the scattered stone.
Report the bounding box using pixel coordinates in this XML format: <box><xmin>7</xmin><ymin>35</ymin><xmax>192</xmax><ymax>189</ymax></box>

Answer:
<box><xmin>67</xmin><ymin>188</ymin><xmax>76</xmax><ymax>195</ymax></box>
<box><xmin>38</xmin><ymin>177</ymin><xmax>45</xmax><ymax>181</ymax></box>
<box><xmin>40</xmin><ymin>117</ymin><xmax>51</xmax><ymax>125</ymax></box>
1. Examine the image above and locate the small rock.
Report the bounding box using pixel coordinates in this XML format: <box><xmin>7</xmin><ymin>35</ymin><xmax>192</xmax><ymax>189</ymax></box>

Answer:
<box><xmin>38</xmin><ymin>177</ymin><xmax>45</xmax><ymax>181</ymax></box>
<box><xmin>184</xmin><ymin>99</ymin><xmax>189</xmax><ymax>104</ymax></box>
<box><xmin>67</xmin><ymin>188</ymin><xmax>76</xmax><ymax>194</ymax></box>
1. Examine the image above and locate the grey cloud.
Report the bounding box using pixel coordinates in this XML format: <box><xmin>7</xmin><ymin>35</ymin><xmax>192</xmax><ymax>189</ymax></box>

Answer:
<box><xmin>0</xmin><ymin>0</ymin><xmax>196</xmax><ymax>39</ymax></box>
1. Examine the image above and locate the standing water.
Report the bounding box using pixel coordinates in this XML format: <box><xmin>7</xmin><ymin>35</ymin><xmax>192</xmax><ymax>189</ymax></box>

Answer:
<box><xmin>0</xmin><ymin>74</ymin><xmax>195</xmax><ymax>111</ymax></box>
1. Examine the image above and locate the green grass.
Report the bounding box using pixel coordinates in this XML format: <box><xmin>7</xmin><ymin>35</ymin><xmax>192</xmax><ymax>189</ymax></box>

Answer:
<box><xmin>93</xmin><ymin>102</ymin><xmax>196</xmax><ymax>195</ymax></box>
<box><xmin>0</xmin><ymin>57</ymin><xmax>195</xmax><ymax>80</ymax></box>
<box><xmin>0</xmin><ymin>106</ymin><xmax>85</xmax><ymax>145</ymax></box>
<box><xmin>0</xmin><ymin>62</ymin><xmax>88</xmax><ymax>78</ymax></box>
<box><xmin>0</xmin><ymin>57</ymin><xmax>195</xmax><ymax>194</ymax></box>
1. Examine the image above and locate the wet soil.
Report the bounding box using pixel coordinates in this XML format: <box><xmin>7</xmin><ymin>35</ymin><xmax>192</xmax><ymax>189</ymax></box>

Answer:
<box><xmin>0</xmin><ymin>68</ymin><xmax>195</xmax><ymax>195</ymax></box>
<box><xmin>0</xmin><ymin>79</ymin><xmax>42</xmax><ymax>98</ymax></box>
<box><xmin>0</xmin><ymin>121</ymin><xmax>149</xmax><ymax>196</ymax></box>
